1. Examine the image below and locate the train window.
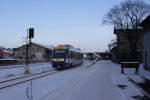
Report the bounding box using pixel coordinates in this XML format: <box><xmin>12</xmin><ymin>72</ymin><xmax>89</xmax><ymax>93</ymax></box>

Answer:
<box><xmin>68</xmin><ymin>51</ymin><xmax>71</xmax><ymax>59</ymax></box>
<box><xmin>53</xmin><ymin>49</ymin><xmax>67</xmax><ymax>58</ymax></box>
<box><xmin>71</xmin><ymin>52</ymin><xmax>74</xmax><ymax>59</ymax></box>
<box><xmin>73</xmin><ymin>52</ymin><xmax>76</xmax><ymax>59</ymax></box>
<box><xmin>75</xmin><ymin>52</ymin><xmax>79</xmax><ymax>60</ymax></box>
<box><xmin>54</xmin><ymin>50</ymin><xmax>66</xmax><ymax>53</ymax></box>
<box><xmin>70</xmin><ymin>52</ymin><xmax>73</xmax><ymax>58</ymax></box>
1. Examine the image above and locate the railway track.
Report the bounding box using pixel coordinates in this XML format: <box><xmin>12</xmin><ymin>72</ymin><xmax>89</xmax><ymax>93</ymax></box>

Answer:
<box><xmin>0</xmin><ymin>69</ymin><xmax>58</xmax><ymax>89</ymax></box>
<box><xmin>0</xmin><ymin>61</ymin><xmax>94</xmax><ymax>90</ymax></box>
<box><xmin>0</xmin><ymin>63</ymin><xmax>50</xmax><ymax>70</ymax></box>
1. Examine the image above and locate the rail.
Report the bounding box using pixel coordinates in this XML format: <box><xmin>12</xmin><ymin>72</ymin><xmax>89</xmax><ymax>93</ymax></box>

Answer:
<box><xmin>0</xmin><ymin>60</ymin><xmax>95</xmax><ymax>90</ymax></box>
<box><xmin>0</xmin><ymin>70</ymin><xmax>58</xmax><ymax>89</ymax></box>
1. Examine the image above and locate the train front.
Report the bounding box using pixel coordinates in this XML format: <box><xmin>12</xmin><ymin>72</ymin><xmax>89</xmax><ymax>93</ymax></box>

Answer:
<box><xmin>52</xmin><ymin>49</ymin><xmax>68</xmax><ymax>70</ymax></box>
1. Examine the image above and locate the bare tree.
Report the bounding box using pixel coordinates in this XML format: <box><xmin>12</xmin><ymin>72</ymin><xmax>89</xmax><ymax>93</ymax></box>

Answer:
<box><xmin>103</xmin><ymin>0</ymin><xmax>150</xmax><ymax>61</ymax></box>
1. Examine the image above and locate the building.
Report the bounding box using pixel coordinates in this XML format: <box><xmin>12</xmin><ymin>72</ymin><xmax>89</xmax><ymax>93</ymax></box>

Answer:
<box><xmin>109</xmin><ymin>46</ymin><xmax>118</xmax><ymax>62</ymax></box>
<box><xmin>83</xmin><ymin>53</ymin><xmax>95</xmax><ymax>61</ymax></box>
<box><xmin>14</xmin><ymin>42</ymin><xmax>53</xmax><ymax>63</ymax></box>
<box><xmin>114</xmin><ymin>29</ymin><xmax>143</xmax><ymax>62</ymax></box>
<box><xmin>108</xmin><ymin>41</ymin><xmax>117</xmax><ymax>62</ymax></box>
<box><xmin>0</xmin><ymin>48</ymin><xmax>13</xmax><ymax>59</ymax></box>
<box><xmin>140</xmin><ymin>15</ymin><xmax>150</xmax><ymax>70</ymax></box>
<box><xmin>96</xmin><ymin>52</ymin><xmax>111</xmax><ymax>60</ymax></box>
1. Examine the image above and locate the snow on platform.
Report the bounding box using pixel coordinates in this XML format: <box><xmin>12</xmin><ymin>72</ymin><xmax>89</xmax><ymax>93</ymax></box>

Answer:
<box><xmin>40</xmin><ymin>61</ymin><xmax>125</xmax><ymax>100</ymax></box>
<box><xmin>112</xmin><ymin>73</ymin><xmax>143</xmax><ymax>100</ymax></box>
<box><xmin>139</xmin><ymin>64</ymin><xmax>150</xmax><ymax>80</ymax></box>
<box><xmin>0</xmin><ymin>60</ymin><xmax>144</xmax><ymax>100</ymax></box>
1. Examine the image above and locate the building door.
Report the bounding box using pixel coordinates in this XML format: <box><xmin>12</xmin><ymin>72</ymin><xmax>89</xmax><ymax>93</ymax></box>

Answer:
<box><xmin>144</xmin><ymin>50</ymin><xmax>148</xmax><ymax>69</ymax></box>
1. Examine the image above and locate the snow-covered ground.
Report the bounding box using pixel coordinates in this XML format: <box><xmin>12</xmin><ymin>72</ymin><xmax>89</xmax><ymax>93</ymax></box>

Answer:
<box><xmin>0</xmin><ymin>63</ymin><xmax>53</xmax><ymax>80</ymax></box>
<box><xmin>139</xmin><ymin>65</ymin><xmax>150</xmax><ymax>80</ymax></box>
<box><xmin>0</xmin><ymin>60</ymin><xmax>147</xmax><ymax>100</ymax></box>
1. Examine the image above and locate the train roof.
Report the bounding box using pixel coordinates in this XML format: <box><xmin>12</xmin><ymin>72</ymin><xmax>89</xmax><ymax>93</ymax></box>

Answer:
<box><xmin>54</xmin><ymin>45</ymin><xmax>81</xmax><ymax>53</ymax></box>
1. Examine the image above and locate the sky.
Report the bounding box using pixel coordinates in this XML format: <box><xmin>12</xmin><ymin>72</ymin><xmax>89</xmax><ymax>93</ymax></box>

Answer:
<box><xmin>0</xmin><ymin>0</ymin><xmax>150</xmax><ymax>52</ymax></box>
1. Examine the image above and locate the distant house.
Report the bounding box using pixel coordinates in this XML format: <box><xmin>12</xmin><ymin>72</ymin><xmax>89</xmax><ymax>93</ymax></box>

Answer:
<box><xmin>84</xmin><ymin>52</ymin><xmax>101</xmax><ymax>60</ymax></box>
<box><xmin>109</xmin><ymin>46</ymin><xmax>118</xmax><ymax>62</ymax></box>
<box><xmin>95</xmin><ymin>52</ymin><xmax>110</xmax><ymax>60</ymax></box>
<box><xmin>84</xmin><ymin>53</ymin><xmax>95</xmax><ymax>60</ymax></box>
<box><xmin>0</xmin><ymin>49</ymin><xmax>4</xmax><ymax>59</ymax></box>
<box><xmin>114</xmin><ymin>29</ymin><xmax>143</xmax><ymax>62</ymax></box>
<box><xmin>0</xmin><ymin>48</ymin><xmax>13</xmax><ymax>59</ymax></box>
<box><xmin>108</xmin><ymin>41</ymin><xmax>117</xmax><ymax>62</ymax></box>
<box><xmin>140</xmin><ymin>15</ymin><xmax>150</xmax><ymax>70</ymax></box>
<box><xmin>14</xmin><ymin>42</ymin><xmax>53</xmax><ymax>63</ymax></box>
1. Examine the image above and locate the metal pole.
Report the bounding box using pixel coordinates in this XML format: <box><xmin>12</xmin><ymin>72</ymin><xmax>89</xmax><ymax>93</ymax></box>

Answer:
<box><xmin>24</xmin><ymin>28</ymin><xmax>34</xmax><ymax>74</ymax></box>
<box><xmin>24</xmin><ymin>29</ymin><xmax>30</xmax><ymax>74</ymax></box>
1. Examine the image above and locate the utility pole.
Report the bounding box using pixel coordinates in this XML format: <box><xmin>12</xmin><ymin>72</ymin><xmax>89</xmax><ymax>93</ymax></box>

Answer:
<box><xmin>24</xmin><ymin>28</ymin><xmax>34</xmax><ymax>74</ymax></box>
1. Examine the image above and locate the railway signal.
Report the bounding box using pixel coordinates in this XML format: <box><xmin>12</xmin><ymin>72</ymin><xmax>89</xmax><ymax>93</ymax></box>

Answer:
<box><xmin>29</xmin><ymin>28</ymin><xmax>34</xmax><ymax>38</ymax></box>
<box><xmin>24</xmin><ymin>28</ymin><xmax>34</xmax><ymax>74</ymax></box>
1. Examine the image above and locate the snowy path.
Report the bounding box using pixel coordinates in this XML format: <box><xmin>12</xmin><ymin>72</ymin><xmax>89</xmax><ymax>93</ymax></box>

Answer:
<box><xmin>0</xmin><ymin>60</ymin><xmax>143</xmax><ymax>100</ymax></box>
<box><xmin>40</xmin><ymin>61</ymin><xmax>126</xmax><ymax>100</ymax></box>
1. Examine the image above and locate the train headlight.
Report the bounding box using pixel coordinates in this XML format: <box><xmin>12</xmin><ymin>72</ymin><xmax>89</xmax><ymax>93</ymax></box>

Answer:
<box><xmin>53</xmin><ymin>58</ymin><xmax>64</xmax><ymax>62</ymax></box>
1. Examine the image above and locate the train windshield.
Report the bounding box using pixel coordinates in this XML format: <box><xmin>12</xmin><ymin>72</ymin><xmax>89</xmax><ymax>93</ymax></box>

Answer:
<box><xmin>53</xmin><ymin>49</ymin><xmax>67</xmax><ymax>58</ymax></box>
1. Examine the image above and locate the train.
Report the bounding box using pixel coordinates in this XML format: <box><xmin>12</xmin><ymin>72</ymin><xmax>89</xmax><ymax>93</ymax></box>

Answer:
<box><xmin>51</xmin><ymin>45</ymin><xmax>83</xmax><ymax>70</ymax></box>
